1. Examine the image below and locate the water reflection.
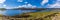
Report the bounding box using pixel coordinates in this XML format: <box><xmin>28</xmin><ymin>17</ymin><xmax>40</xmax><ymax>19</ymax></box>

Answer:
<box><xmin>5</xmin><ymin>10</ymin><xmax>37</xmax><ymax>16</ymax></box>
<box><xmin>0</xmin><ymin>10</ymin><xmax>6</xmax><ymax>15</ymax></box>
<box><xmin>0</xmin><ymin>9</ymin><xmax>50</xmax><ymax>16</ymax></box>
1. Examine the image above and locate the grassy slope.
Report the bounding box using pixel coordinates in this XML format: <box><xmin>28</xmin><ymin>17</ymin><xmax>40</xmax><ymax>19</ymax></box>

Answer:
<box><xmin>0</xmin><ymin>14</ymin><xmax>3</xmax><ymax>20</ymax></box>
<box><xmin>29</xmin><ymin>11</ymin><xmax>55</xmax><ymax>17</ymax></box>
<box><xmin>0</xmin><ymin>11</ymin><xmax>54</xmax><ymax>20</ymax></box>
<box><xmin>0</xmin><ymin>10</ymin><xmax>59</xmax><ymax>20</ymax></box>
<box><xmin>27</xmin><ymin>11</ymin><xmax>58</xmax><ymax>20</ymax></box>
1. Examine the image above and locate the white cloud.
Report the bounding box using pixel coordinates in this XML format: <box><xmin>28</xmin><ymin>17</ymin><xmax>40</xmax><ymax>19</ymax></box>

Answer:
<box><xmin>4</xmin><ymin>3</ymin><xmax>36</xmax><ymax>9</ymax></box>
<box><xmin>0</xmin><ymin>5</ymin><xmax>14</xmax><ymax>9</ymax></box>
<box><xmin>18</xmin><ymin>4</ymin><xmax>36</xmax><ymax>8</ymax></box>
<box><xmin>57</xmin><ymin>0</ymin><xmax>60</xmax><ymax>1</ymax></box>
<box><xmin>0</xmin><ymin>4</ymin><xmax>6</xmax><ymax>8</ymax></box>
<box><xmin>0</xmin><ymin>0</ymin><xmax>6</xmax><ymax>3</ymax></box>
<box><xmin>24</xmin><ymin>2</ymin><xmax>28</xmax><ymax>4</ymax></box>
<box><xmin>17</xmin><ymin>0</ymin><xmax>23</xmax><ymax>2</ymax></box>
<box><xmin>0</xmin><ymin>4</ymin><xmax>18</xmax><ymax>9</ymax></box>
<box><xmin>41</xmin><ymin>0</ymin><xmax>48</xmax><ymax>5</ymax></box>
<box><xmin>3</xmin><ymin>4</ymin><xmax>6</xmax><ymax>7</ymax></box>
<box><xmin>27</xmin><ymin>4</ymin><xmax>32</xmax><ymax>7</ymax></box>
<box><xmin>47</xmin><ymin>0</ymin><xmax>60</xmax><ymax>8</ymax></box>
<box><xmin>0</xmin><ymin>4</ymin><xmax>36</xmax><ymax>9</ymax></box>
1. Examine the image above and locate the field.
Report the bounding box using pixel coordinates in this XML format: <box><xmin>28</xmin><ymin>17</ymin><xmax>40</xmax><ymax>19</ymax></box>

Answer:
<box><xmin>25</xmin><ymin>11</ymin><xmax>59</xmax><ymax>20</ymax></box>
<box><xmin>0</xmin><ymin>11</ymin><xmax>60</xmax><ymax>20</ymax></box>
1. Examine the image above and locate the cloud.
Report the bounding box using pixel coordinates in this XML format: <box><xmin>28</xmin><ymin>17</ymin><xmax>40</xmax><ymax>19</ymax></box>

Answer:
<box><xmin>47</xmin><ymin>0</ymin><xmax>60</xmax><ymax>8</ymax></box>
<box><xmin>0</xmin><ymin>4</ymin><xmax>15</xmax><ymax>9</ymax></box>
<box><xmin>2</xmin><ymin>3</ymin><xmax>36</xmax><ymax>9</ymax></box>
<box><xmin>3</xmin><ymin>4</ymin><xmax>6</xmax><ymax>7</ymax></box>
<box><xmin>17</xmin><ymin>0</ymin><xmax>23</xmax><ymax>2</ymax></box>
<box><xmin>24</xmin><ymin>2</ymin><xmax>28</xmax><ymax>4</ymax></box>
<box><xmin>0</xmin><ymin>0</ymin><xmax>6</xmax><ymax>3</ymax></box>
<box><xmin>41</xmin><ymin>0</ymin><xmax>48</xmax><ymax>5</ymax></box>
<box><xmin>0</xmin><ymin>4</ymin><xmax>9</xmax><ymax>8</ymax></box>
<box><xmin>57</xmin><ymin>0</ymin><xmax>60</xmax><ymax>1</ymax></box>
<box><xmin>18</xmin><ymin>4</ymin><xmax>37</xmax><ymax>8</ymax></box>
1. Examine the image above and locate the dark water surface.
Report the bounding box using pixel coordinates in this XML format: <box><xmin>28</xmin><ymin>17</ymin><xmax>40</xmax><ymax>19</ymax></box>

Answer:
<box><xmin>0</xmin><ymin>8</ymin><xmax>51</xmax><ymax>16</ymax></box>
<box><xmin>5</xmin><ymin>10</ymin><xmax>37</xmax><ymax>16</ymax></box>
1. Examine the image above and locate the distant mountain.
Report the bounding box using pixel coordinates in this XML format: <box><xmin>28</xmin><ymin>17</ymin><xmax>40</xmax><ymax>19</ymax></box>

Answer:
<box><xmin>0</xmin><ymin>8</ymin><xmax>6</xmax><ymax>10</ymax></box>
<box><xmin>12</xmin><ymin>8</ymin><xmax>48</xmax><ymax>10</ymax></box>
<box><xmin>0</xmin><ymin>8</ymin><xmax>6</xmax><ymax>11</ymax></box>
<box><xmin>0</xmin><ymin>7</ymin><xmax>50</xmax><ymax>11</ymax></box>
<box><xmin>50</xmin><ymin>8</ymin><xmax>60</xmax><ymax>12</ymax></box>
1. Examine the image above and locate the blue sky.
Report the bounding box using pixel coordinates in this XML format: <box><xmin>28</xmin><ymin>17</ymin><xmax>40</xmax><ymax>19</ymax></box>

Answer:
<box><xmin>0</xmin><ymin>0</ymin><xmax>60</xmax><ymax>9</ymax></box>
<box><xmin>0</xmin><ymin>0</ymin><xmax>60</xmax><ymax>16</ymax></box>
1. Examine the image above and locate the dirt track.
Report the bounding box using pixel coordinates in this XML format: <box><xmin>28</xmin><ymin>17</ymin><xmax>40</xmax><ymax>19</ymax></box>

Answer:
<box><xmin>52</xmin><ymin>13</ymin><xmax>60</xmax><ymax>20</ymax></box>
<box><xmin>0</xmin><ymin>17</ymin><xmax>2</xmax><ymax>20</ymax></box>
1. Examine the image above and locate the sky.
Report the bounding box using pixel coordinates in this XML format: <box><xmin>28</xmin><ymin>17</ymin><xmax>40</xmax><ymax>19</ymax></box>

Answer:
<box><xmin>0</xmin><ymin>0</ymin><xmax>60</xmax><ymax>16</ymax></box>
<box><xmin>0</xmin><ymin>0</ymin><xmax>59</xmax><ymax>9</ymax></box>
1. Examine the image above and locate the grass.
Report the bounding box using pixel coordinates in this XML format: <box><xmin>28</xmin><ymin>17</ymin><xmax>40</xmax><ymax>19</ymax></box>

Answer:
<box><xmin>0</xmin><ymin>14</ymin><xmax>3</xmax><ymax>20</ymax></box>
<box><xmin>0</xmin><ymin>11</ymin><xmax>59</xmax><ymax>20</ymax></box>
<box><xmin>28</xmin><ymin>11</ymin><xmax>55</xmax><ymax>17</ymax></box>
<box><xmin>24</xmin><ymin>11</ymin><xmax>59</xmax><ymax>20</ymax></box>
